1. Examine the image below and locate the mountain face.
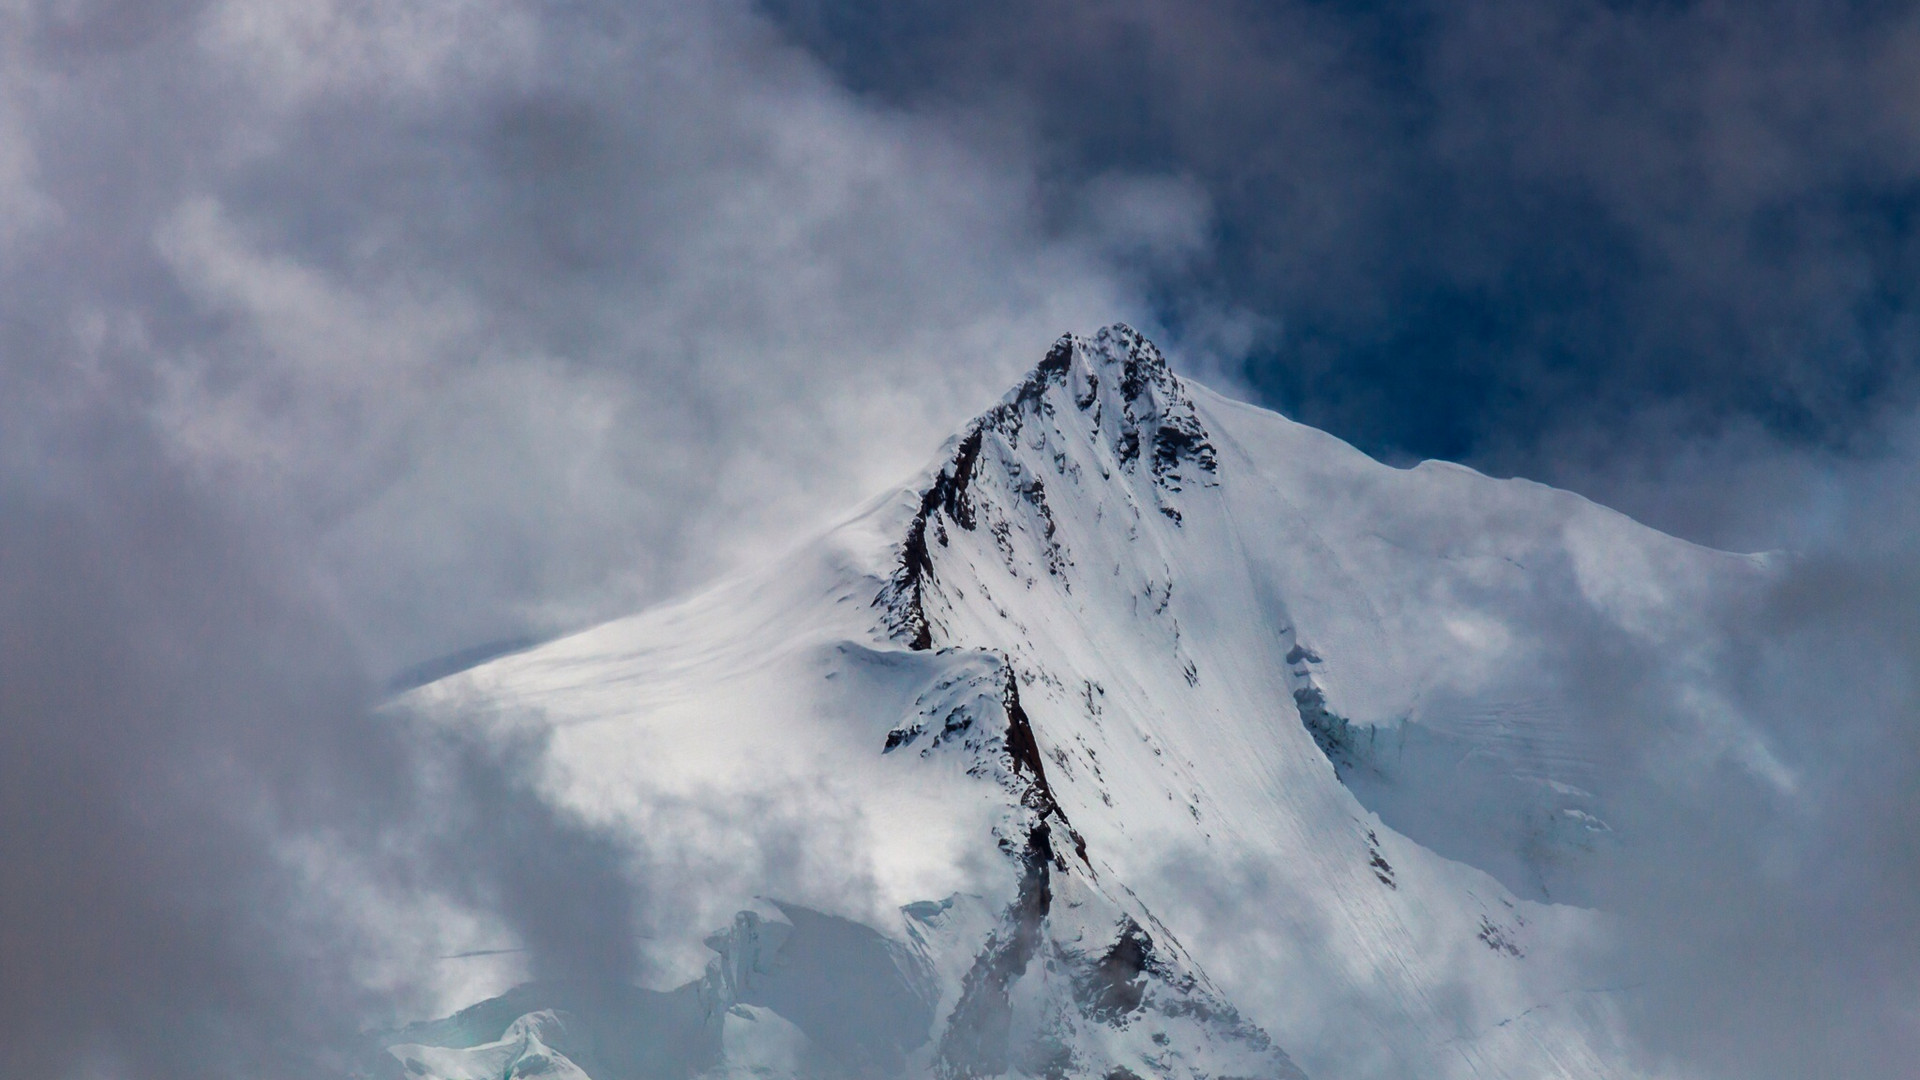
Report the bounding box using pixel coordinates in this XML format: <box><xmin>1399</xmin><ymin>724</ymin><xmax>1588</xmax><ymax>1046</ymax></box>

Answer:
<box><xmin>378</xmin><ymin>327</ymin><xmax>1769</xmax><ymax>1080</ymax></box>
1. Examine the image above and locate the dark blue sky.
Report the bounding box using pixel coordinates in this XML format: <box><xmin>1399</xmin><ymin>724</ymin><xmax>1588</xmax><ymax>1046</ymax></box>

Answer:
<box><xmin>763</xmin><ymin>0</ymin><xmax>1920</xmax><ymax>466</ymax></box>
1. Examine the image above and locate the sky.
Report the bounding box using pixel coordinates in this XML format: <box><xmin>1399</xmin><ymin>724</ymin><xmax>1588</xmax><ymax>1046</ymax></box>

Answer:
<box><xmin>0</xmin><ymin>1</ymin><xmax>1916</xmax><ymax>1077</ymax></box>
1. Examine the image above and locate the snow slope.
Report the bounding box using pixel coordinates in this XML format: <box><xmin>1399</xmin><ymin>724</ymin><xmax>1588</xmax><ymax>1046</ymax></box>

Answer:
<box><xmin>378</xmin><ymin>326</ymin><xmax>1770</xmax><ymax>1080</ymax></box>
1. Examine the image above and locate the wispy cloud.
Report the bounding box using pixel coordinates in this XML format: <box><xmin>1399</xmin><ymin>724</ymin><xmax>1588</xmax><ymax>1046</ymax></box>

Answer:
<box><xmin>0</xmin><ymin>1</ymin><xmax>1187</xmax><ymax>1074</ymax></box>
<box><xmin>6</xmin><ymin>1</ymin><xmax>1920</xmax><ymax>1076</ymax></box>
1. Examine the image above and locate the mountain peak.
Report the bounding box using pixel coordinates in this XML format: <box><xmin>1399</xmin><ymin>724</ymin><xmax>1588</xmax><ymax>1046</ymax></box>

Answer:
<box><xmin>878</xmin><ymin>326</ymin><xmax>1216</xmax><ymax>650</ymax></box>
<box><xmin>380</xmin><ymin>321</ymin><xmax>1767</xmax><ymax>1079</ymax></box>
<box><xmin>1013</xmin><ymin>325</ymin><xmax>1199</xmax><ymax>455</ymax></box>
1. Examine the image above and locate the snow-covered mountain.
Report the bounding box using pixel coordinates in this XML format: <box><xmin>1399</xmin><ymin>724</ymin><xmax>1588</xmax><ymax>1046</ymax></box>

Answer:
<box><xmin>375</xmin><ymin>326</ymin><xmax>1770</xmax><ymax>1080</ymax></box>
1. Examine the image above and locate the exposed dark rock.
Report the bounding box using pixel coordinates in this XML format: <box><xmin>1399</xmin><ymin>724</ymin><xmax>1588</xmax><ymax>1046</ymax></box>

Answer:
<box><xmin>875</xmin><ymin>326</ymin><xmax>1216</xmax><ymax>652</ymax></box>
<box><xmin>1151</xmin><ymin>416</ymin><xmax>1217</xmax><ymax>489</ymax></box>
<box><xmin>935</xmin><ymin>823</ymin><xmax>1056</xmax><ymax>1079</ymax></box>
<box><xmin>881</xmin><ymin>422</ymin><xmax>990</xmax><ymax>650</ymax></box>
<box><xmin>1478</xmin><ymin>915</ymin><xmax>1525</xmax><ymax>958</ymax></box>
<box><xmin>1077</xmin><ymin>919</ymin><xmax>1154</xmax><ymax>1022</ymax></box>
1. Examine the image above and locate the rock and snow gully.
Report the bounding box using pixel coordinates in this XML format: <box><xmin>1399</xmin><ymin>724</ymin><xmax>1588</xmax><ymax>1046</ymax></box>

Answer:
<box><xmin>373</xmin><ymin>327</ymin><xmax>1770</xmax><ymax>1080</ymax></box>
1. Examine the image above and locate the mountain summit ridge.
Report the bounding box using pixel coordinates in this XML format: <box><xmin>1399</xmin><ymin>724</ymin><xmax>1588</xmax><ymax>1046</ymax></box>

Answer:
<box><xmin>880</xmin><ymin>325</ymin><xmax>1215</xmax><ymax>651</ymax></box>
<box><xmin>383</xmin><ymin>327</ymin><xmax>1772</xmax><ymax>1080</ymax></box>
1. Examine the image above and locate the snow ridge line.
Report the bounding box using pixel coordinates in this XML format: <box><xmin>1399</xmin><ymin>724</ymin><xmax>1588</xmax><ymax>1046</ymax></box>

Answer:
<box><xmin>875</xmin><ymin>324</ymin><xmax>1217</xmax><ymax>650</ymax></box>
<box><xmin>877</xmin><ymin>335</ymin><xmax>1075</xmax><ymax>649</ymax></box>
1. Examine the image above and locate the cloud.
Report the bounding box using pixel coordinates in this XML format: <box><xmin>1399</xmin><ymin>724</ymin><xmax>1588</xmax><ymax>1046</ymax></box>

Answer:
<box><xmin>6</xmin><ymin>0</ymin><xmax>1210</xmax><ymax>671</ymax></box>
<box><xmin>761</xmin><ymin>0</ymin><xmax>1920</xmax><ymax>473</ymax></box>
<box><xmin>1590</xmin><ymin>427</ymin><xmax>1920</xmax><ymax>1079</ymax></box>
<box><xmin>1426</xmin><ymin>414</ymin><xmax>1920</xmax><ymax>1079</ymax></box>
<box><xmin>722</xmin><ymin>17</ymin><xmax>1920</xmax><ymax>1064</ymax></box>
<box><xmin>0</xmin><ymin>415</ymin><xmax>395</xmax><ymax>1078</ymax></box>
<box><xmin>0</xmin><ymin>1</ymin><xmax>1214</xmax><ymax>1074</ymax></box>
<box><xmin>7</xmin><ymin>0</ymin><xmax>1920</xmax><ymax>1076</ymax></box>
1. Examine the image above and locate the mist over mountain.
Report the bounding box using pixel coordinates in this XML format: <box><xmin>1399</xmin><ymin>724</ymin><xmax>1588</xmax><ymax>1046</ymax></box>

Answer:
<box><xmin>367</xmin><ymin>328</ymin><xmax>1803</xmax><ymax>1080</ymax></box>
<box><xmin>4</xmin><ymin>4</ymin><xmax>1920</xmax><ymax>1079</ymax></box>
